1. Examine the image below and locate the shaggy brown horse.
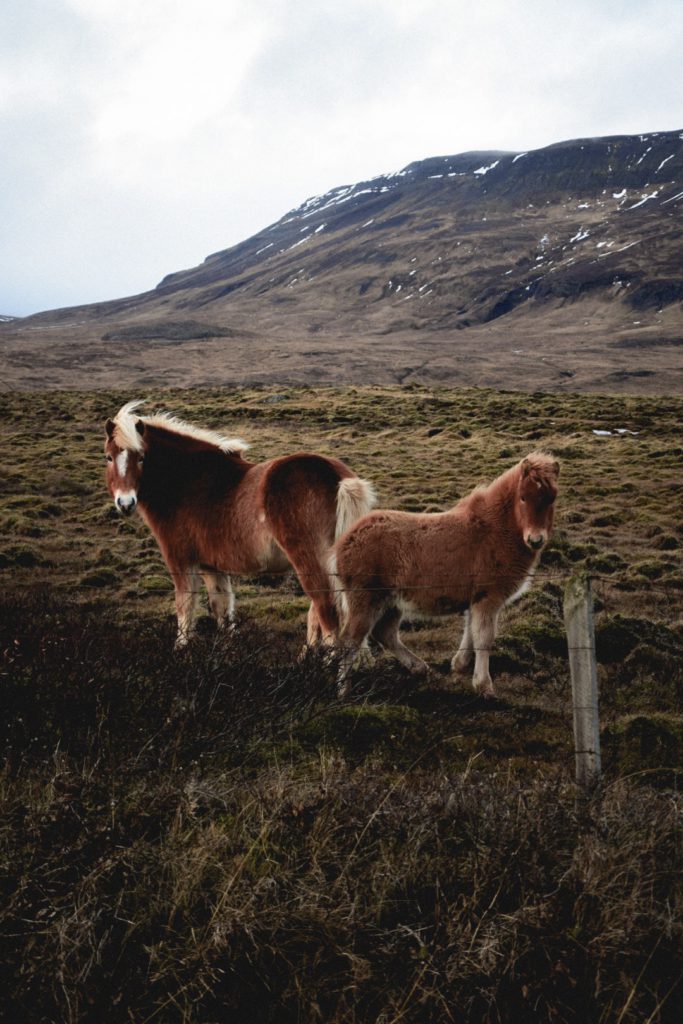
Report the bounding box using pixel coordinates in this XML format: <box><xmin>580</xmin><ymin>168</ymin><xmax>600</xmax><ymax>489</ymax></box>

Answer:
<box><xmin>104</xmin><ymin>401</ymin><xmax>375</xmax><ymax>647</ymax></box>
<box><xmin>331</xmin><ymin>452</ymin><xmax>559</xmax><ymax>698</ymax></box>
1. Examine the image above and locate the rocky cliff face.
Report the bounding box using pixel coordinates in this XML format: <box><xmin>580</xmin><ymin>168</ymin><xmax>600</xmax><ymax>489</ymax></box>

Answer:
<box><xmin>2</xmin><ymin>130</ymin><xmax>682</xmax><ymax>392</ymax></box>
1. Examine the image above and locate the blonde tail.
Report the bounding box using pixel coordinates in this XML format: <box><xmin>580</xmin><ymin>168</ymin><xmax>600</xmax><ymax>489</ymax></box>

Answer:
<box><xmin>330</xmin><ymin>477</ymin><xmax>376</xmax><ymax>630</ymax></box>
<box><xmin>335</xmin><ymin>477</ymin><xmax>376</xmax><ymax>541</ymax></box>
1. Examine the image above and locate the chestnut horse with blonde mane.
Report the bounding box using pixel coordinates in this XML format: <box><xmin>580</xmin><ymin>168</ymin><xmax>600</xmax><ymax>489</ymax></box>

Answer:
<box><xmin>331</xmin><ymin>452</ymin><xmax>559</xmax><ymax>698</ymax></box>
<box><xmin>104</xmin><ymin>401</ymin><xmax>375</xmax><ymax>647</ymax></box>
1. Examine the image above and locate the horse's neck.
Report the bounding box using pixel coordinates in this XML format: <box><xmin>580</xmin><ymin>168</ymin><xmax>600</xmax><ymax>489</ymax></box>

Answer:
<box><xmin>139</xmin><ymin>439</ymin><xmax>249</xmax><ymax>511</ymax></box>
<box><xmin>453</xmin><ymin>473</ymin><xmax>519</xmax><ymax>529</ymax></box>
<box><xmin>454</xmin><ymin>479</ymin><xmax>506</xmax><ymax>514</ymax></box>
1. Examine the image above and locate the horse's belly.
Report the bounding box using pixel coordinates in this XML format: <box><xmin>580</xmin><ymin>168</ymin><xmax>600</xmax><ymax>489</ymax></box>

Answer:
<box><xmin>397</xmin><ymin>591</ymin><xmax>468</xmax><ymax>620</ymax></box>
<box><xmin>260</xmin><ymin>540</ymin><xmax>291</xmax><ymax>573</ymax></box>
<box><xmin>430</xmin><ymin>594</ymin><xmax>469</xmax><ymax>616</ymax></box>
<box><xmin>200</xmin><ymin>534</ymin><xmax>291</xmax><ymax>575</ymax></box>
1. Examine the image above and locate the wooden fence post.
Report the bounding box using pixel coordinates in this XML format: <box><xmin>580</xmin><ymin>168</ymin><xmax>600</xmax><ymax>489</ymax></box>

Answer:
<box><xmin>564</xmin><ymin>574</ymin><xmax>601</xmax><ymax>788</ymax></box>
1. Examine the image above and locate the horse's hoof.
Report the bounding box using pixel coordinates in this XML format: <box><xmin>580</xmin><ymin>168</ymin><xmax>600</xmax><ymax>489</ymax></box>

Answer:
<box><xmin>451</xmin><ymin>654</ymin><xmax>473</xmax><ymax>675</ymax></box>
<box><xmin>357</xmin><ymin>645</ymin><xmax>375</xmax><ymax>669</ymax></box>
<box><xmin>297</xmin><ymin>643</ymin><xmax>310</xmax><ymax>663</ymax></box>
<box><xmin>474</xmin><ymin>684</ymin><xmax>496</xmax><ymax>700</ymax></box>
<box><xmin>337</xmin><ymin>678</ymin><xmax>352</xmax><ymax>700</ymax></box>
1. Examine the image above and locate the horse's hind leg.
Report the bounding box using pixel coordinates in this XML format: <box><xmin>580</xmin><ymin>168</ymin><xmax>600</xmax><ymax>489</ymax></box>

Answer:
<box><xmin>337</xmin><ymin>594</ymin><xmax>383</xmax><ymax>698</ymax></box>
<box><xmin>468</xmin><ymin>602</ymin><xmax>500</xmax><ymax>698</ymax></box>
<box><xmin>262</xmin><ymin>458</ymin><xmax>348</xmax><ymax>644</ymax></box>
<box><xmin>202</xmin><ymin>571</ymin><xmax>235</xmax><ymax>631</ymax></box>
<box><xmin>294</xmin><ymin>555</ymin><xmax>340</xmax><ymax>644</ymax></box>
<box><xmin>373</xmin><ymin>608</ymin><xmax>429</xmax><ymax>675</ymax></box>
<box><xmin>173</xmin><ymin>567</ymin><xmax>201</xmax><ymax>648</ymax></box>
<box><xmin>296</xmin><ymin>603</ymin><xmax>323</xmax><ymax>662</ymax></box>
<box><xmin>451</xmin><ymin>611</ymin><xmax>475</xmax><ymax>674</ymax></box>
<box><xmin>306</xmin><ymin>603</ymin><xmax>322</xmax><ymax>645</ymax></box>
<box><xmin>337</xmin><ymin>591</ymin><xmax>414</xmax><ymax>696</ymax></box>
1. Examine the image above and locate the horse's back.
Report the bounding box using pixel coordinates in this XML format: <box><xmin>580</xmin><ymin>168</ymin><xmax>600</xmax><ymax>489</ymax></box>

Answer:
<box><xmin>334</xmin><ymin>505</ymin><xmax>489</xmax><ymax>612</ymax></box>
<box><xmin>263</xmin><ymin>452</ymin><xmax>354</xmax><ymax>490</ymax></box>
<box><xmin>335</xmin><ymin>509</ymin><xmax>438</xmax><ymax>579</ymax></box>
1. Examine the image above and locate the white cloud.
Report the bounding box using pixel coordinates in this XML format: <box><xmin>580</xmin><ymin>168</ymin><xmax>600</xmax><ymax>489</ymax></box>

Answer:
<box><xmin>0</xmin><ymin>0</ymin><xmax>681</xmax><ymax>314</ymax></box>
<box><xmin>90</xmin><ymin>8</ymin><xmax>266</xmax><ymax>155</ymax></box>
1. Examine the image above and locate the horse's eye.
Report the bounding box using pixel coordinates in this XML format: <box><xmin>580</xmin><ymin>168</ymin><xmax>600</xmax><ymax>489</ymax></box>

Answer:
<box><xmin>520</xmin><ymin>497</ymin><xmax>526</xmax><ymax>503</ymax></box>
<box><xmin>138</xmin><ymin>456</ymin><xmax>144</xmax><ymax>465</ymax></box>
<box><xmin>105</xmin><ymin>455</ymin><xmax>113</xmax><ymax>463</ymax></box>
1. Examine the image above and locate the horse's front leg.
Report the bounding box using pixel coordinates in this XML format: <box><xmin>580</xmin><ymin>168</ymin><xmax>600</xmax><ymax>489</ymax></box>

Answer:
<box><xmin>173</xmin><ymin>568</ymin><xmax>200</xmax><ymax>648</ymax></box>
<box><xmin>468</xmin><ymin>603</ymin><xmax>500</xmax><ymax>698</ymax></box>
<box><xmin>202</xmin><ymin>571</ymin><xmax>235</xmax><ymax>631</ymax></box>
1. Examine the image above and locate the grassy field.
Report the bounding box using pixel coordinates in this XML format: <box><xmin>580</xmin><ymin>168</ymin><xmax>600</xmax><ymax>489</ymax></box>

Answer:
<box><xmin>1</xmin><ymin>385</ymin><xmax>681</xmax><ymax>1021</ymax></box>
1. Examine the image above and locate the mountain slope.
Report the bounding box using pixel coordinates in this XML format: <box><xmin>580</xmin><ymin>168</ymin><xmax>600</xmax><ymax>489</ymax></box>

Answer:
<box><xmin>2</xmin><ymin>130</ymin><xmax>682</xmax><ymax>392</ymax></box>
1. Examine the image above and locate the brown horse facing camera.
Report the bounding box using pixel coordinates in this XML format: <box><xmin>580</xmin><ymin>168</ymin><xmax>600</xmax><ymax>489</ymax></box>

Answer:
<box><xmin>104</xmin><ymin>402</ymin><xmax>376</xmax><ymax>648</ymax></box>
<box><xmin>331</xmin><ymin>453</ymin><xmax>559</xmax><ymax>698</ymax></box>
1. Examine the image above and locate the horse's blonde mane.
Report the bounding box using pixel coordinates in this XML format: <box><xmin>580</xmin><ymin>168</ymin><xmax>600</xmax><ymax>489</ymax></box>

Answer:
<box><xmin>113</xmin><ymin>400</ymin><xmax>248</xmax><ymax>455</ymax></box>
<box><xmin>520</xmin><ymin>450</ymin><xmax>559</xmax><ymax>481</ymax></box>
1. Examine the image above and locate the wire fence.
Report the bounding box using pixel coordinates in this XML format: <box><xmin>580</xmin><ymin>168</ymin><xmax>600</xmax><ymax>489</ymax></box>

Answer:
<box><xmin>0</xmin><ymin>565</ymin><xmax>678</xmax><ymax>659</ymax></box>
<box><xmin>0</xmin><ymin>565</ymin><xmax>679</xmax><ymax>592</ymax></box>
<box><xmin>2</xmin><ymin>565</ymin><xmax>680</xmax><ymax>786</ymax></box>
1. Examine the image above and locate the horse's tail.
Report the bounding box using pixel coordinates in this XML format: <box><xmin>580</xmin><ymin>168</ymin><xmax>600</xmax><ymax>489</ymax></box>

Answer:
<box><xmin>330</xmin><ymin>477</ymin><xmax>375</xmax><ymax>630</ymax></box>
<box><xmin>335</xmin><ymin>476</ymin><xmax>376</xmax><ymax>541</ymax></box>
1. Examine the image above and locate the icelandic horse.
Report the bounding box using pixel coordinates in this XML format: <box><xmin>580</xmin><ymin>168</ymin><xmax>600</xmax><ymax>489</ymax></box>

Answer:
<box><xmin>104</xmin><ymin>401</ymin><xmax>376</xmax><ymax>647</ymax></box>
<box><xmin>331</xmin><ymin>452</ymin><xmax>559</xmax><ymax>698</ymax></box>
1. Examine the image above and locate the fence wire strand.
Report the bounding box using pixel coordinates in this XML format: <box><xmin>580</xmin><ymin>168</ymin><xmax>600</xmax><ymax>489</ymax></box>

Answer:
<box><xmin>0</xmin><ymin>567</ymin><xmax>679</xmax><ymax>595</ymax></box>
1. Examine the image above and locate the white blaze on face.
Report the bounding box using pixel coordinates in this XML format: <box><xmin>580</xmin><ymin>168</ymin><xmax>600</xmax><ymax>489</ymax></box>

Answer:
<box><xmin>113</xmin><ymin>448</ymin><xmax>137</xmax><ymax>510</ymax></box>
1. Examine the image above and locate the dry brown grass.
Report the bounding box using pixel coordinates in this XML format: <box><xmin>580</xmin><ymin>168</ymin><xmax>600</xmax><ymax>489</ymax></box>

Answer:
<box><xmin>0</xmin><ymin>590</ymin><xmax>681</xmax><ymax>1023</ymax></box>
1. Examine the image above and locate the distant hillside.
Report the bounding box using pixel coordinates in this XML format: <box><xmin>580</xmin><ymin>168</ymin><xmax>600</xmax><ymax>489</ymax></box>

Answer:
<box><xmin>1</xmin><ymin>129</ymin><xmax>682</xmax><ymax>392</ymax></box>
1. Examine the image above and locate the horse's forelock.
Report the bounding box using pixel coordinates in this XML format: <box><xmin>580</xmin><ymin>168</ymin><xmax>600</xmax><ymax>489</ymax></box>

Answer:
<box><xmin>112</xmin><ymin>400</ymin><xmax>146</xmax><ymax>453</ymax></box>
<box><xmin>520</xmin><ymin>452</ymin><xmax>559</xmax><ymax>493</ymax></box>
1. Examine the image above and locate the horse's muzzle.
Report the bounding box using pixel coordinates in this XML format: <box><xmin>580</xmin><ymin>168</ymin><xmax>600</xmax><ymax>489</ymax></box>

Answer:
<box><xmin>526</xmin><ymin>533</ymin><xmax>546</xmax><ymax>551</ymax></box>
<box><xmin>116</xmin><ymin>496</ymin><xmax>137</xmax><ymax>515</ymax></box>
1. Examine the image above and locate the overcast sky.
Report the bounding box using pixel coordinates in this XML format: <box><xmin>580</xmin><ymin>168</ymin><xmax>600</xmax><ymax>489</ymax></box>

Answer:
<box><xmin>1</xmin><ymin>0</ymin><xmax>681</xmax><ymax>316</ymax></box>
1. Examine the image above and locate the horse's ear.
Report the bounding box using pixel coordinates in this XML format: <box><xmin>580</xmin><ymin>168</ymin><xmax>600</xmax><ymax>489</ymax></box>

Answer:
<box><xmin>105</xmin><ymin>418</ymin><xmax>115</xmax><ymax>439</ymax></box>
<box><xmin>135</xmin><ymin>419</ymin><xmax>145</xmax><ymax>437</ymax></box>
<box><xmin>552</xmin><ymin>459</ymin><xmax>560</xmax><ymax>477</ymax></box>
<box><xmin>521</xmin><ymin>457</ymin><xmax>531</xmax><ymax>477</ymax></box>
